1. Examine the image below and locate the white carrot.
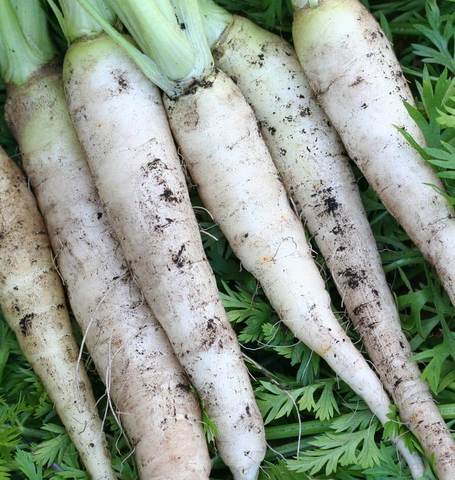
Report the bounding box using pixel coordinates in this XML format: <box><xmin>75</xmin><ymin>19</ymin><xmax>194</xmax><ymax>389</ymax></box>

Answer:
<box><xmin>4</xmin><ymin>3</ymin><xmax>211</xmax><ymax>478</ymax></box>
<box><xmin>51</xmin><ymin>1</ymin><xmax>266</xmax><ymax>478</ymax></box>
<box><xmin>199</xmin><ymin>2</ymin><xmax>452</xmax><ymax>475</ymax></box>
<box><xmin>292</xmin><ymin>1</ymin><xmax>455</xmax><ymax>477</ymax></box>
<box><xmin>80</xmin><ymin>0</ymin><xmax>424</xmax><ymax>477</ymax></box>
<box><xmin>0</xmin><ymin>145</ymin><xmax>114</xmax><ymax>480</ymax></box>
<box><xmin>165</xmin><ymin>65</ymin><xmax>423</xmax><ymax>480</ymax></box>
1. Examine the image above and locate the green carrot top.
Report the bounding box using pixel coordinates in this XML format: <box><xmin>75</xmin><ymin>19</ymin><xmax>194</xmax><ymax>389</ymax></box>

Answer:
<box><xmin>198</xmin><ymin>0</ymin><xmax>233</xmax><ymax>48</ymax></box>
<box><xmin>76</xmin><ymin>0</ymin><xmax>215</xmax><ymax>98</ymax></box>
<box><xmin>0</xmin><ymin>0</ymin><xmax>55</xmax><ymax>86</ymax></box>
<box><xmin>47</xmin><ymin>0</ymin><xmax>115</xmax><ymax>44</ymax></box>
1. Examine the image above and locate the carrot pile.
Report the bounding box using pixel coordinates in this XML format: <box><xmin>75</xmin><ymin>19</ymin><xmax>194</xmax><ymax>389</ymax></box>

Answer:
<box><xmin>0</xmin><ymin>0</ymin><xmax>454</xmax><ymax>479</ymax></box>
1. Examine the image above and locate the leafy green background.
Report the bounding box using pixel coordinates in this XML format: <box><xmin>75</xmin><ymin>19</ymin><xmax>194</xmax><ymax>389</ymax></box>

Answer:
<box><xmin>1</xmin><ymin>1</ymin><xmax>455</xmax><ymax>479</ymax></box>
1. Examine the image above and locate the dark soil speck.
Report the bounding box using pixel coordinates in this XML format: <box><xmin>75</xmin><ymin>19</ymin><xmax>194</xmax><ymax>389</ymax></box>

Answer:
<box><xmin>160</xmin><ymin>188</ymin><xmax>181</xmax><ymax>203</ymax></box>
<box><xmin>176</xmin><ymin>383</ymin><xmax>191</xmax><ymax>393</ymax></box>
<box><xmin>171</xmin><ymin>244</ymin><xmax>187</xmax><ymax>269</ymax></box>
<box><xmin>341</xmin><ymin>268</ymin><xmax>367</xmax><ymax>289</ymax></box>
<box><xmin>19</xmin><ymin>313</ymin><xmax>35</xmax><ymax>336</ymax></box>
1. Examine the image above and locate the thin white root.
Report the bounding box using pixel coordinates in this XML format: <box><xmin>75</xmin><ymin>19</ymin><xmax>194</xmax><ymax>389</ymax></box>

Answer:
<box><xmin>6</xmin><ymin>68</ymin><xmax>211</xmax><ymax>480</ymax></box>
<box><xmin>0</xmin><ymin>147</ymin><xmax>115</xmax><ymax>480</ymax></box>
<box><xmin>62</xmin><ymin>33</ymin><xmax>265</xmax><ymax>478</ymax></box>
<box><xmin>165</xmin><ymin>68</ymin><xmax>420</xmax><ymax>474</ymax></box>
<box><xmin>293</xmin><ymin>2</ymin><xmax>455</xmax><ymax>476</ymax></box>
<box><xmin>394</xmin><ymin>439</ymin><xmax>425</xmax><ymax>480</ymax></box>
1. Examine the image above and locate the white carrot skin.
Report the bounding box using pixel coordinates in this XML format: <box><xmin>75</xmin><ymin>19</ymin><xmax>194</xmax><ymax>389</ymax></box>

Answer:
<box><xmin>5</xmin><ymin>66</ymin><xmax>211</xmax><ymax>480</ymax></box>
<box><xmin>293</xmin><ymin>1</ymin><xmax>455</xmax><ymax>477</ymax></box>
<box><xmin>63</xmin><ymin>34</ymin><xmax>266</xmax><ymax>480</ymax></box>
<box><xmin>0</xmin><ymin>147</ymin><xmax>114</xmax><ymax>480</ymax></box>
<box><xmin>293</xmin><ymin>1</ymin><xmax>455</xmax><ymax>312</ymax></box>
<box><xmin>164</xmin><ymin>69</ymin><xmax>421</xmax><ymax>471</ymax></box>
<box><xmin>212</xmin><ymin>15</ymin><xmax>455</xmax><ymax>477</ymax></box>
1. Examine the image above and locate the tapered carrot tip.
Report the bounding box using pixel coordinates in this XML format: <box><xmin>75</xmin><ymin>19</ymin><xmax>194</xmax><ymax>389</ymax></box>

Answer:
<box><xmin>395</xmin><ymin>438</ymin><xmax>425</xmax><ymax>479</ymax></box>
<box><xmin>232</xmin><ymin>465</ymin><xmax>260</xmax><ymax>480</ymax></box>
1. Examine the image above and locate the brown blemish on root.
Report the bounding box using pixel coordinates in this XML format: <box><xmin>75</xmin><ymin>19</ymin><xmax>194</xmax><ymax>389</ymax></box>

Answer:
<box><xmin>176</xmin><ymin>383</ymin><xmax>191</xmax><ymax>393</ymax></box>
<box><xmin>111</xmin><ymin>69</ymin><xmax>130</xmax><ymax>94</ymax></box>
<box><xmin>146</xmin><ymin>158</ymin><xmax>167</xmax><ymax>171</ymax></box>
<box><xmin>171</xmin><ymin>244</ymin><xmax>187</xmax><ymax>269</ymax></box>
<box><xmin>331</xmin><ymin>225</ymin><xmax>344</xmax><ymax>235</ymax></box>
<box><xmin>154</xmin><ymin>217</ymin><xmax>174</xmax><ymax>233</ymax></box>
<box><xmin>323</xmin><ymin>195</ymin><xmax>340</xmax><ymax>215</ymax></box>
<box><xmin>160</xmin><ymin>188</ymin><xmax>182</xmax><ymax>203</ymax></box>
<box><xmin>313</xmin><ymin>186</ymin><xmax>340</xmax><ymax>216</ymax></box>
<box><xmin>350</xmin><ymin>76</ymin><xmax>364</xmax><ymax>87</ymax></box>
<box><xmin>353</xmin><ymin>303</ymin><xmax>369</xmax><ymax>316</ymax></box>
<box><xmin>201</xmin><ymin>318</ymin><xmax>219</xmax><ymax>349</ymax></box>
<box><xmin>340</xmin><ymin>267</ymin><xmax>367</xmax><ymax>289</ymax></box>
<box><xmin>319</xmin><ymin>344</ymin><xmax>332</xmax><ymax>355</ymax></box>
<box><xmin>72</xmin><ymin>105</ymin><xmax>88</xmax><ymax>122</ymax></box>
<box><xmin>185</xmin><ymin>78</ymin><xmax>215</xmax><ymax>96</ymax></box>
<box><xmin>19</xmin><ymin>313</ymin><xmax>35</xmax><ymax>336</ymax></box>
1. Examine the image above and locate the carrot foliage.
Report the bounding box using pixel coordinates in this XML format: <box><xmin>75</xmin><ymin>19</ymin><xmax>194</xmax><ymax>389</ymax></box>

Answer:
<box><xmin>0</xmin><ymin>1</ymin><xmax>455</xmax><ymax>479</ymax></box>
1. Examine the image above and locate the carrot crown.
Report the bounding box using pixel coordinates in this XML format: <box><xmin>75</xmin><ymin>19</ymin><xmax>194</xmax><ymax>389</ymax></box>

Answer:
<box><xmin>76</xmin><ymin>0</ymin><xmax>214</xmax><ymax>98</ymax></box>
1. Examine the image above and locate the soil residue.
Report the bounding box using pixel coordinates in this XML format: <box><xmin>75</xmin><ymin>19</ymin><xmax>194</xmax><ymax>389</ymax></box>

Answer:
<box><xmin>171</xmin><ymin>244</ymin><xmax>187</xmax><ymax>269</ymax></box>
<box><xmin>160</xmin><ymin>188</ymin><xmax>182</xmax><ymax>204</ymax></box>
<box><xmin>19</xmin><ymin>313</ymin><xmax>35</xmax><ymax>336</ymax></box>
<box><xmin>341</xmin><ymin>267</ymin><xmax>367</xmax><ymax>290</ymax></box>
